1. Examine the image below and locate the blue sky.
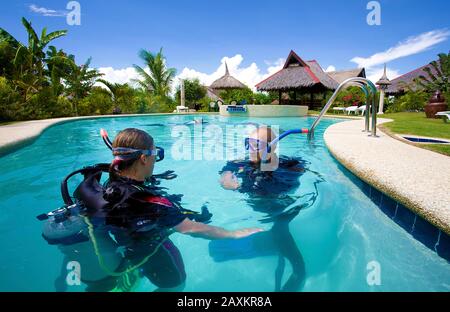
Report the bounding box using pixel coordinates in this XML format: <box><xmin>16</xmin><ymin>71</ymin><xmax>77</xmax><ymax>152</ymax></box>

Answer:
<box><xmin>1</xmin><ymin>0</ymin><xmax>449</xmax><ymax>87</ymax></box>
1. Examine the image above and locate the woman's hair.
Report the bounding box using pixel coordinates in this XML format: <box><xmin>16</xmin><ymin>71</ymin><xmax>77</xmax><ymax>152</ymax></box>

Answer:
<box><xmin>109</xmin><ymin>128</ymin><xmax>154</xmax><ymax>181</ymax></box>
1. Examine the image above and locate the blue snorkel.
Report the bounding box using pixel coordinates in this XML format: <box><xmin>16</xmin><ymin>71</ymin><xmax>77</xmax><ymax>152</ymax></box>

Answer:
<box><xmin>266</xmin><ymin>128</ymin><xmax>309</xmax><ymax>152</ymax></box>
<box><xmin>245</xmin><ymin>128</ymin><xmax>309</xmax><ymax>160</ymax></box>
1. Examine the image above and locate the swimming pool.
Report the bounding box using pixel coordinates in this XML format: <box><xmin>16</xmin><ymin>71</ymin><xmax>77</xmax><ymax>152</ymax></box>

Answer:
<box><xmin>0</xmin><ymin>114</ymin><xmax>448</xmax><ymax>292</ymax></box>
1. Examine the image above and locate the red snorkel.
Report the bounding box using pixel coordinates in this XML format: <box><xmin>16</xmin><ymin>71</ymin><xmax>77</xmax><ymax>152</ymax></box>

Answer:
<box><xmin>100</xmin><ymin>128</ymin><xmax>113</xmax><ymax>151</ymax></box>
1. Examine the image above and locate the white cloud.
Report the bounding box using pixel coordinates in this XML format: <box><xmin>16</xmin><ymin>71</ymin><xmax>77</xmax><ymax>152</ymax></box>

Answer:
<box><xmin>95</xmin><ymin>55</ymin><xmax>284</xmax><ymax>96</ymax></box>
<box><xmin>96</xmin><ymin>67</ymin><xmax>139</xmax><ymax>86</ymax></box>
<box><xmin>29</xmin><ymin>4</ymin><xmax>67</xmax><ymax>17</ymax></box>
<box><xmin>350</xmin><ymin>29</ymin><xmax>449</xmax><ymax>84</ymax></box>
<box><xmin>325</xmin><ymin>65</ymin><xmax>336</xmax><ymax>72</ymax></box>
<box><xmin>351</xmin><ymin>29</ymin><xmax>449</xmax><ymax>68</ymax></box>
<box><xmin>366</xmin><ymin>67</ymin><xmax>401</xmax><ymax>84</ymax></box>
<box><xmin>175</xmin><ymin>54</ymin><xmax>284</xmax><ymax>91</ymax></box>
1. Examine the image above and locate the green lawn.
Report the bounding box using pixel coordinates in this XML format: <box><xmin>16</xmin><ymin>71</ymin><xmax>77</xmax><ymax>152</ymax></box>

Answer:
<box><xmin>380</xmin><ymin>112</ymin><xmax>450</xmax><ymax>156</ymax></box>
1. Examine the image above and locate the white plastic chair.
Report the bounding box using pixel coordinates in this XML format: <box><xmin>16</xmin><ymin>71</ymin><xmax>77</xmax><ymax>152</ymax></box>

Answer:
<box><xmin>176</xmin><ymin>106</ymin><xmax>189</xmax><ymax>113</ymax></box>
<box><xmin>332</xmin><ymin>107</ymin><xmax>346</xmax><ymax>114</ymax></box>
<box><xmin>436</xmin><ymin>111</ymin><xmax>450</xmax><ymax>123</ymax></box>
<box><xmin>357</xmin><ymin>105</ymin><xmax>367</xmax><ymax>116</ymax></box>
<box><xmin>345</xmin><ymin>106</ymin><xmax>359</xmax><ymax>115</ymax></box>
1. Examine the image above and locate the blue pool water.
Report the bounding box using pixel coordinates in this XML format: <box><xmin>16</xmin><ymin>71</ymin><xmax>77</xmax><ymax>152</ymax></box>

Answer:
<box><xmin>403</xmin><ymin>136</ymin><xmax>450</xmax><ymax>144</ymax></box>
<box><xmin>0</xmin><ymin>114</ymin><xmax>448</xmax><ymax>292</ymax></box>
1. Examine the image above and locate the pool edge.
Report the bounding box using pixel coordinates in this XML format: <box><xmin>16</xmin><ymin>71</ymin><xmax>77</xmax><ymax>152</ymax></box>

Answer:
<box><xmin>324</xmin><ymin>118</ymin><xmax>450</xmax><ymax>236</ymax></box>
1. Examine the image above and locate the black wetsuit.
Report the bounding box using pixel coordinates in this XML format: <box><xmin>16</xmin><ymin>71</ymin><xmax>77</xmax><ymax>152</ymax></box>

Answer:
<box><xmin>219</xmin><ymin>156</ymin><xmax>309</xmax><ymax>292</ymax></box>
<box><xmin>83</xmin><ymin>177</ymin><xmax>189</xmax><ymax>291</ymax></box>
<box><xmin>220</xmin><ymin>156</ymin><xmax>305</xmax><ymax>212</ymax></box>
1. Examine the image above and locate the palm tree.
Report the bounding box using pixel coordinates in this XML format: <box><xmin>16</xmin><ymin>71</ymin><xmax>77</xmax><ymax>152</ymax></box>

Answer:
<box><xmin>133</xmin><ymin>48</ymin><xmax>176</xmax><ymax>97</ymax></box>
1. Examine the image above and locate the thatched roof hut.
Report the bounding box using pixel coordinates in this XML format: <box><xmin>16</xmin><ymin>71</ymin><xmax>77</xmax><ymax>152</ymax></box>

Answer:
<box><xmin>256</xmin><ymin>51</ymin><xmax>338</xmax><ymax>92</ymax></box>
<box><xmin>210</xmin><ymin>62</ymin><xmax>247</xmax><ymax>90</ymax></box>
<box><xmin>384</xmin><ymin>62</ymin><xmax>438</xmax><ymax>95</ymax></box>
<box><xmin>328</xmin><ymin>68</ymin><xmax>366</xmax><ymax>84</ymax></box>
<box><xmin>255</xmin><ymin>50</ymin><xmax>370</xmax><ymax>109</ymax></box>
<box><xmin>256</xmin><ymin>50</ymin><xmax>343</xmax><ymax>108</ymax></box>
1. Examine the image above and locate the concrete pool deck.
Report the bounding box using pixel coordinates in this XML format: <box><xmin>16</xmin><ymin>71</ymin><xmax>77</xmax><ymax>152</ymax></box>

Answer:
<box><xmin>324</xmin><ymin>118</ymin><xmax>450</xmax><ymax>235</ymax></box>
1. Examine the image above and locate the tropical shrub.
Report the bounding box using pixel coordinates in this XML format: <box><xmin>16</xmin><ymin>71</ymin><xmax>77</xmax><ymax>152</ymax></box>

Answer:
<box><xmin>175</xmin><ymin>78</ymin><xmax>206</xmax><ymax>108</ymax></box>
<box><xmin>197</xmin><ymin>96</ymin><xmax>215</xmax><ymax>112</ymax></box>
<box><xmin>253</xmin><ymin>92</ymin><xmax>277</xmax><ymax>104</ymax></box>
<box><xmin>334</xmin><ymin>86</ymin><xmax>366</xmax><ymax>107</ymax></box>
<box><xmin>78</xmin><ymin>88</ymin><xmax>114</xmax><ymax>116</ymax></box>
<box><xmin>386</xmin><ymin>90</ymin><xmax>428</xmax><ymax>113</ymax></box>
<box><xmin>219</xmin><ymin>87</ymin><xmax>254</xmax><ymax>104</ymax></box>
<box><xmin>0</xmin><ymin>76</ymin><xmax>21</xmax><ymax>121</ymax></box>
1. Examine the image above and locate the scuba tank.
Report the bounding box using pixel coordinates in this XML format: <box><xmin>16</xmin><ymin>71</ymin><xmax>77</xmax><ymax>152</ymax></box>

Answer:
<box><xmin>37</xmin><ymin>164</ymin><xmax>124</xmax><ymax>287</ymax></box>
<box><xmin>37</xmin><ymin>164</ymin><xmax>111</xmax><ymax>246</ymax></box>
<box><xmin>40</xmin><ymin>204</ymin><xmax>89</xmax><ymax>245</ymax></box>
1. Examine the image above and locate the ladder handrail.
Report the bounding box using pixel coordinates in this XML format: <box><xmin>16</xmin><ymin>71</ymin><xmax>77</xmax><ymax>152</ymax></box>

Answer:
<box><xmin>308</xmin><ymin>77</ymin><xmax>378</xmax><ymax>139</ymax></box>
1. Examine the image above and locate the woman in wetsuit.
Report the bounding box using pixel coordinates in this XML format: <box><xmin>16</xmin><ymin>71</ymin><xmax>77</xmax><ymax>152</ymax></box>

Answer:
<box><xmin>85</xmin><ymin>128</ymin><xmax>262</xmax><ymax>291</ymax></box>
<box><xmin>218</xmin><ymin>126</ymin><xmax>316</xmax><ymax>292</ymax></box>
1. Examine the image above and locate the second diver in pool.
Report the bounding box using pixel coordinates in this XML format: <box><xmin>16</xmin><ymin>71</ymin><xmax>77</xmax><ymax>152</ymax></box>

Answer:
<box><xmin>215</xmin><ymin>125</ymin><xmax>315</xmax><ymax>292</ymax></box>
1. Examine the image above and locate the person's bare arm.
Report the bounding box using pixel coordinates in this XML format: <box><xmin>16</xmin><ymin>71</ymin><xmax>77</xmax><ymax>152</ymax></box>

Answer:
<box><xmin>174</xmin><ymin>219</ymin><xmax>262</xmax><ymax>240</ymax></box>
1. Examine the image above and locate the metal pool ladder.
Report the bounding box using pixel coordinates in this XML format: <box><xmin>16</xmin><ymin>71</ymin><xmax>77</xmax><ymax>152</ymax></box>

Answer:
<box><xmin>308</xmin><ymin>77</ymin><xmax>379</xmax><ymax>140</ymax></box>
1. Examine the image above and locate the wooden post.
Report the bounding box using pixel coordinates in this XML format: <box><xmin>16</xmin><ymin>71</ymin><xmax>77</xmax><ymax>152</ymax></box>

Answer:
<box><xmin>279</xmin><ymin>90</ymin><xmax>282</xmax><ymax>105</ymax></box>
<box><xmin>310</xmin><ymin>92</ymin><xmax>314</xmax><ymax>109</ymax></box>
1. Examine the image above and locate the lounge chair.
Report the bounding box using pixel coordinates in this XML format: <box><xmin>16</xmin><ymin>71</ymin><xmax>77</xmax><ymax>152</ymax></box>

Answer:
<box><xmin>176</xmin><ymin>105</ymin><xmax>189</xmax><ymax>113</ymax></box>
<box><xmin>345</xmin><ymin>106</ymin><xmax>359</xmax><ymax>115</ymax></box>
<box><xmin>436</xmin><ymin>111</ymin><xmax>450</xmax><ymax>123</ymax></box>
<box><xmin>357</xmin><ymin>105</ymin><xmax>370</xmax><ymax>116</ymax></box>
<box><xmin>332</xmin><ymin>107</ymin><xmax>346</xmax><ymax>114</ymax></box>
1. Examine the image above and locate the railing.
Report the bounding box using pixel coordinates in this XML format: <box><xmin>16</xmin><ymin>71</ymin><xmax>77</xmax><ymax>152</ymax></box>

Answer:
<box><xmin>308</xmin><ymin>77</ymin><xmax>378</xmax><ymax>140</ymax></box>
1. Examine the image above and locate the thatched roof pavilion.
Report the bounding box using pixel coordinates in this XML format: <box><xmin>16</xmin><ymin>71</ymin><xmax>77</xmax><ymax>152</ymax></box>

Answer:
<box><xmin>328</xmin><ymin>68</ymin><xmax>366</xmax><ymax>84</ymax></box>
<box><xmin>256</xmin><ymin>50</ymin><xmax>341</xmax><ymax>109</ymax></box>
<box><xmin>210</xmin><ymin>62</ymin><xmax>247</xmax><ymax>90</ymax></box>
<box><xmin>257</xmin><ymin>51</ymin><xmax>338</xmax><ymax>91</ymax></box>
<box><xmin>256</xmin><ymin>50</ymin><xmax>369</xmax><ymax>108</ymax></box>
<box><xmin>384</xmin><ymin>62</ymin><xmax>438</xmax><ymax>96</ymax></box>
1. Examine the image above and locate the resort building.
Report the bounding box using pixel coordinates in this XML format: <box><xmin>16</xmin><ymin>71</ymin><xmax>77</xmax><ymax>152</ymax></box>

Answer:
<box><xmin>328</xmin><ymin>68</ymin><xmax>366</xmax><ymax>84</ymax></box>
<box><xmin>255</xmin><ymin>50</ymin><xmax>365</xmax><ymax>109</ymax></box>
<box><xmin>385</xmin><ymin>61</ymin><xmax>439</xmax><ymax>96</ymax></box>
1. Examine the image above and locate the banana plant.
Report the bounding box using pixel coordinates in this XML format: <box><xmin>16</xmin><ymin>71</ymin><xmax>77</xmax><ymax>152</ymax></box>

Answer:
<box><xmin>45</xmin><ymin>46</ymin><xmax>76</xmax><ymax>96</ymax></box>
<box><xmin>0</xmin><ymin>18</ymin><xmax>68</xmax><ymax>97</ymax></box>
<box><xmin>64</xmin><ymin>58</ymin><xmax>104</xmax><ymax>115</ymax></box>
<box><xmin>415</xmin><ymin>52</ymin><xmax>449</xmax><ymax>94</ymax></box>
